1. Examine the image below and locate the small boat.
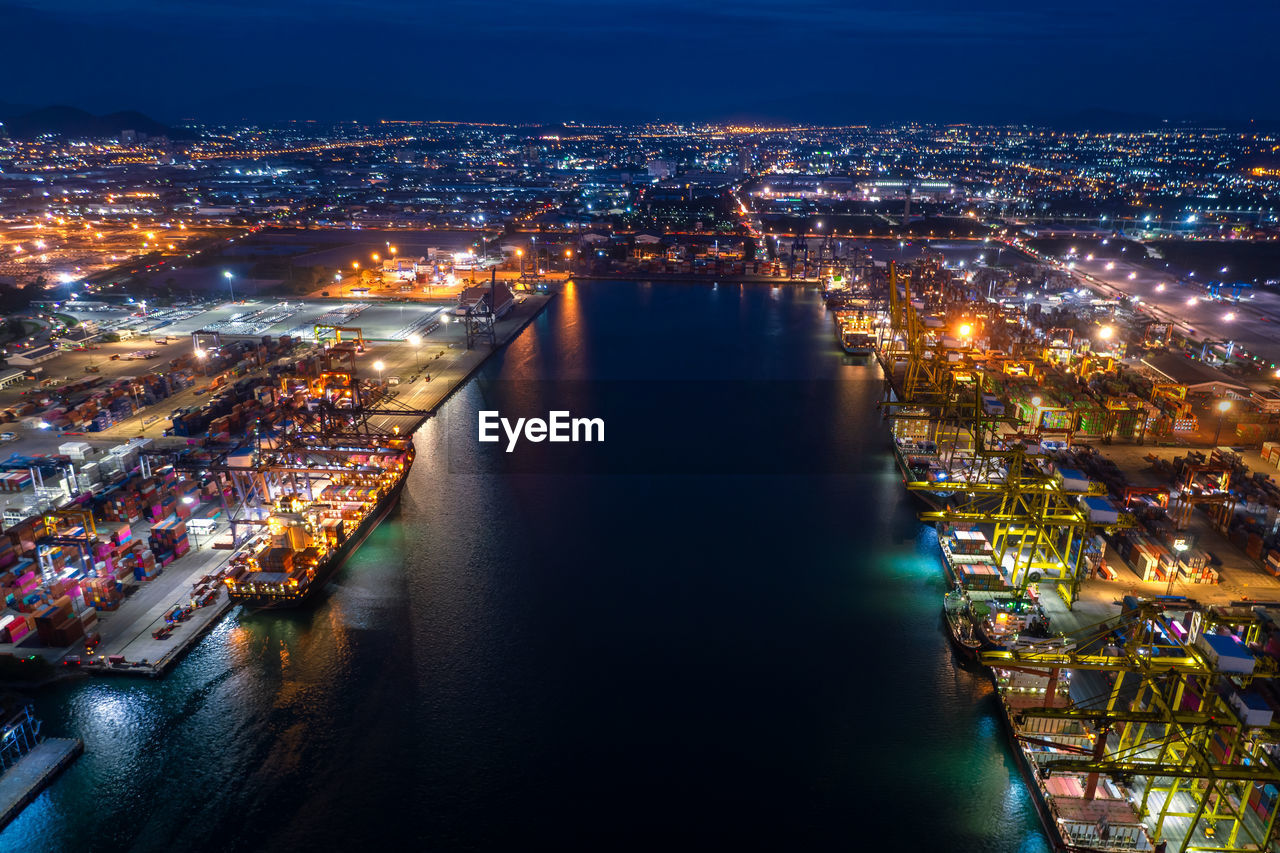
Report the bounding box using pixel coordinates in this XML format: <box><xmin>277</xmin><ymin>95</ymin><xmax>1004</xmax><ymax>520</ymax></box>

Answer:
<box><xmin>942</xmin><ymin>590</ymin><xmax>982</xmax><ymax>660</ymax></box>
<box><xmin>971</xmin><ymin>596</ymin><xmax>1052</xmax><ymax>650</ymax></box>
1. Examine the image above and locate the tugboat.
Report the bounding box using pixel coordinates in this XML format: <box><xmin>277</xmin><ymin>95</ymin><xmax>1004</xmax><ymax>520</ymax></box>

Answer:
<box><xmin>942</xmin><ymin>589</ymin><xmax>982</xmax><ymax>660</ymax></box>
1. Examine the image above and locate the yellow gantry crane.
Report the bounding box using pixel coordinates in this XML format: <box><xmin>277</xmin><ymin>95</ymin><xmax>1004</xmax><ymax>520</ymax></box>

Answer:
<box><xmin>909</xmin><ymin>444</ymin><xmax>1110</xmax><ymax>603</ymax></box>
<box><xmin>881</xmin><ymin>261</ymin><xmax>979</xmax><ymax>427</ymax></box>
<box><xmin>983</xmin><ymin>602</ymin><xmax>1280</xmax><ymax>853</ymax></box>
<box><xmin>879</xmin><ymin>260</ymin><xmax>1130</xmax><ymax>605</ymax></box>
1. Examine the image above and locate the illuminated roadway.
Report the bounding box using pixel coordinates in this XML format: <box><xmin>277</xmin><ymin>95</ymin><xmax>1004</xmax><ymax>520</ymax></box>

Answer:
<box><xmin>1022</xmin><ymin>245</ymin><xmax>1280</xmax><ymax>372</ymax></box>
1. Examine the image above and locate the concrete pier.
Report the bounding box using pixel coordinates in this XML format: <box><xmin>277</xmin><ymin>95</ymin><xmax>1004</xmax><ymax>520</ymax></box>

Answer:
<box><xmin>80</xmin><ymin>291</ymin><xmax>552</xmax><ymax>674</ymax></box>
<box><xmin>361</xmin><ymin>292</ymin><xmax>553</xmax><ymax>432</ymax></box>
<box><xmin>0</xmin><ymin>738</ymin><xmax>83</xmax><ymax>828</ymax></box>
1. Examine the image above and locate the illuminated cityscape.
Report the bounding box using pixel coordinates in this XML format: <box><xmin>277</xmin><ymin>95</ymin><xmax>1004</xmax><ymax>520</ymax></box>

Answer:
<box><xmin>2</xmin><ymin>2</ymin><xmax>1280</xmax><ymax>851</ymax></box>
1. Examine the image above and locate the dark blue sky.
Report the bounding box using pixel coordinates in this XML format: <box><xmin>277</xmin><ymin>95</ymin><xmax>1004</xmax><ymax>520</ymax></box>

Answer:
<box><xmin>6</xmin><ymin>0</ymin><xmax>1278</xmax><ymax>123</ymax></box>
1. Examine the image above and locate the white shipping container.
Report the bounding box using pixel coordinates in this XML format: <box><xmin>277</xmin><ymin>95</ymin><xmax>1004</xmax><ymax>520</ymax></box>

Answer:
<box><xmin>1197</xmin><ymin>633</ymin><xmax>1255</xmax><ymax>675</ymax></box>
<box><xmin>59</xmin><ymin>441</ymin><xmax>94</xmax><ymax>459</ymax></box>
<box><xmin>3</xmin><ymin>506</ymin><xmax>36</xmax><ymax>526</ymax></box>
<box><xmin>1230</xmin><ymin>691</ymin><xmax>1274</xmax><ymax>728</ymax></box>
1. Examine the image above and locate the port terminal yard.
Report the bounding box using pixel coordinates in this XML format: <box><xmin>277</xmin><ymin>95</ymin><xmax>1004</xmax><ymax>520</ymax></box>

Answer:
<box><xmin>0</xmin><ymin>290</ymin><xmax>553</xmax><ymax>677</ymax></box>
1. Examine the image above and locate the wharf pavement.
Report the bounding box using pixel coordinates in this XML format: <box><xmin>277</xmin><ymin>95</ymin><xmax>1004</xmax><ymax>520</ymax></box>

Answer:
<box><xmin>0</xmin><ymin>737</ymin><xmax>82</xmax><ymax>828</ymax></box>
<box><xmin>0</xmin><ymin>514</ymin><xmax>237</xmax><ymax>678</ymax></box>
<box><xmin>1035</xmin><ymin>441</ymin><xmax>1280</xmax><ymax>639</ymax></box>
<box><xmin>357</xmin><ymin>292</ymin><xmax>553</xmax><ymax>432</ymax></box>
<box><xmin>76</xmin><ymin>537</ymin><xmax>235</xmax><ymax>677</ymax></box>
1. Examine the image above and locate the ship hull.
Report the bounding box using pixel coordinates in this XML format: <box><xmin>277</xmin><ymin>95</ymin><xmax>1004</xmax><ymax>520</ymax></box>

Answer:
<box><xmin>990</xmin><ymin>682</ymin><xmax>1072</xmax><ymax>853</ymax></box>
<box><xmin>888</xmin><ymin>442</ymin><xmax>948</xmax><ymax>512</ymax></box>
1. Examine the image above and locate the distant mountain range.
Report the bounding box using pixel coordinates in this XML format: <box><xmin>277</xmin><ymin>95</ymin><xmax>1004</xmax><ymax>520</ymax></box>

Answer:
<box><xmin>0</xmin><ymin>102</ymin><xmax>192</xmax><ymax>140</ymax></box>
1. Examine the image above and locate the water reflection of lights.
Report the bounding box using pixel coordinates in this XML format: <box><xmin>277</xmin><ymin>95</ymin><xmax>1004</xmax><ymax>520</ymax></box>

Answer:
<box><xmin>84</xmin><ymin>688</ymin><xmax>133</xmax><ymax>728</ymax></box>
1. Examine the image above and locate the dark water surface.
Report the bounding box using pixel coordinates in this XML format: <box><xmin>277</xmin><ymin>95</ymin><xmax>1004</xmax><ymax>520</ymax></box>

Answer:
<box><xmin>3</xmin><ymin>281</ymin><xmax>1050</xmax><ymax>852</ymax></box>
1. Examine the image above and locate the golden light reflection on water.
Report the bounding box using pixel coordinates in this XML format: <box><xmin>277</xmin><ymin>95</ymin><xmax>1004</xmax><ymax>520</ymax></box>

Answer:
<box><xmin>557</xmin><ymin>280</ymin><xmax>584</xmax><ymax>362</ymax></box>
<box><xmin>225</xmin><ymin>623</ymin><xmax>254</xmax><ymax>662</ymax></box>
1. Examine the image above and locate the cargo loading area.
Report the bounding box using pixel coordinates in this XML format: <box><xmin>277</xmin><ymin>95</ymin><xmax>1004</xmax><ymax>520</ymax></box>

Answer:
<box><xmin>825</xmin><ymin>253</ymin><xmax>1280</xmax><ymax>853</ymax></box>
<box><xmin>0</xmin><ymin>290</ymin><xmax>551</xmax><ymax>681</ymax></box>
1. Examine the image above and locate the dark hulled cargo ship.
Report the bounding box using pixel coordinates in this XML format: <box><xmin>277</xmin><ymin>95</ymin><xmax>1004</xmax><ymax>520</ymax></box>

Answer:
<box><xmin>223</xmin><ymin>438</ymin><xmax>414</xmax><ymax>608</ymax></box>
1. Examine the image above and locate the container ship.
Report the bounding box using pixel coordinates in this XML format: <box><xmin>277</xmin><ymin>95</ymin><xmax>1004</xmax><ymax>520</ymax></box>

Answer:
<box><xmin>832</xmin><ymin>308</ymin><xmax>878</xmax><ymax>356</ymax></box>
<box><xmin>223</xmin><ymin>436</ymin><xmax>414</xmax><ymax>608</ymax></box>
<box><xmin>934</xmin><ymin>521</ymin><xmax>1058</xmax><ymax>662</ymax></box>
<box><xmin>989</xmin><ymin>660</ymin><xmax>1155</xmax><ymax>852</ymax></box>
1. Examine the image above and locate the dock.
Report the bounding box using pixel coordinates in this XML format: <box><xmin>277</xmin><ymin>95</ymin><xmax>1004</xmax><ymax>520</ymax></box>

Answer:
<box><xmin>0</xmin><ymin>737</ymin><xmax>83</xmax><ymax>829</ymax></box>
<box><xmin>359</xmin><ymin>291</ymin><xmax>553</xmax><ymax>433</ymax></box>
<box><xmin>57</xmin><ymin>523</ymin><xmax>236</xmax><ymax>678</ymax></box>
<box><xmin>58</xmin><ymin>291</ymin><xmax>551</xmax><ymax>677</ymax></box>
<box><xmin>0</xmin><ymin>291</ymin><xmax>555</xmax><ymax>680</ymax></box>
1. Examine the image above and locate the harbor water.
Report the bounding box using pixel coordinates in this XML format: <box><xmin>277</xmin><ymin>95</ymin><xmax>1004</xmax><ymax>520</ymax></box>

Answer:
<box><xmin>3</xmin><ymin>281</ymin><xmax>1051</xmax><ymax>851</ymax></box>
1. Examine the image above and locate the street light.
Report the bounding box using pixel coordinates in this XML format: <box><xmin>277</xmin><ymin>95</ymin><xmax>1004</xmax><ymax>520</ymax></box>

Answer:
<box><xmin>374</xmin><ymin>360</ymin><xmax>385</xmax><ymax>384</ymax></box>
<box><xmin>1098</xmin><ymin>326</ymin><xmax>1114</xmax><ymax>340</ymax></box>
<box><xmin>1168</xmin><ymin>541</ymin><xmax>1189</xmax><ymax>595</ymax></box>
<box><xmin>408</xmin><ymin>333</ymin><xmax>421</xmax><ymax>367</ymax></box>
<box><xmin>223</xmin><ymin>270</ymin><xmax>235</xmax><ymax>302</ymax></box>
<box><xmin>194</xmin><ymin>348</ymin><xmax>207</xmax><ymax>376</ymax></box>
<box><xmin>517</xmin><ymin>248</ymin><xmax>524</xmax><ymax>278</ymax></box>
<box><xmin>958</xmin><ymin>323</ymin><xmax>972</xmax><ymax>339</ymax></box>
<box><xmin>1213</xmin><ymin>399</ymin><xmax>1233</xmax><ymax>447</ymax></box>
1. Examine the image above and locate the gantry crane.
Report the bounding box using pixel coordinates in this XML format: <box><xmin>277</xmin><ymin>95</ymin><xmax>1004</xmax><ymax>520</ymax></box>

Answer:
<box><xmin>878</xmin><ymin>258</ymin><xmax>1132</xmax><ymax>605</ymax></box>
<box><xmin>879</xmin><ymin>261</ymin><xmax>986</xmax><ymax>443</ymax></box>
<box><xmin>313</xmin><ymin>324</ymin><xmax>365</xmax><ymax>350</ymax></box>
<box><xmin>983</xmin><ymin>602</ymin><xmax>1280</xmax><ymax>853</ymax></box>
<box><xmin>907</xmin><ymin>441</ymin><xmax>1125</xmax><ymax>604</ymax></box>
<box><xmin>1171</xmin><ymin>461</ymin><xmax>1237</xmax><ymax>533</ymax></box>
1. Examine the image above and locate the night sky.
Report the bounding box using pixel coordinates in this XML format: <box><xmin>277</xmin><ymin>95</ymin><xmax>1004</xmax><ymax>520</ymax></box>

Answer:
<box><xmin>5</xmin><ymin>0</ymin><xmax>1277</xmax><ymax>123</ymax></box>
